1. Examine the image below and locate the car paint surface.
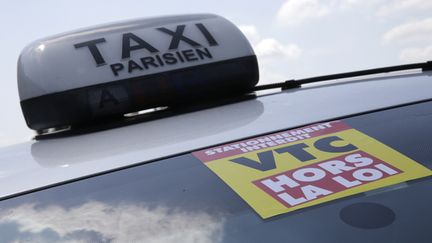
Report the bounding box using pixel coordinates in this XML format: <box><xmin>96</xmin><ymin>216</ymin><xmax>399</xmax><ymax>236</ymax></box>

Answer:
<box><xmin>0</xmin><ymin>71</ymin><xmax>431</xmax><ymax>200</ymax></box>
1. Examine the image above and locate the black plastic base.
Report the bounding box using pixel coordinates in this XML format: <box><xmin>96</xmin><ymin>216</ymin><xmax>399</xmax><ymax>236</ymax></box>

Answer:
<box><xmin>21</xmin><ymin>55</ymin><xmax>259</xmax><ymax>130</ymax></box>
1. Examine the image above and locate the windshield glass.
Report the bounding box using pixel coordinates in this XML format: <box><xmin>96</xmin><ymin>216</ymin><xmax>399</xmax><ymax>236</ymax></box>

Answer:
<box><xmin>0</xmin><ymin>100</ymin><xmax>431</xmax><ymax>242</ymax></box>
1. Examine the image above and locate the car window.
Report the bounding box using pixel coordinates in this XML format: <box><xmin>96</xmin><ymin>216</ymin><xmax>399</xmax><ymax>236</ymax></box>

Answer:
<box><xmin>0</xmin><ymin>100</ymin><xmax>431</xmax><ymax>242</ymax></box>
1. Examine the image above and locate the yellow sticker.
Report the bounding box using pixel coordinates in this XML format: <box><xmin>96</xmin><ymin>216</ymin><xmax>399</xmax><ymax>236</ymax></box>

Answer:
<box><xmin>193</xmin><ymin>121</ymin><xmax>432</xmax><ymax>219</ymax></box>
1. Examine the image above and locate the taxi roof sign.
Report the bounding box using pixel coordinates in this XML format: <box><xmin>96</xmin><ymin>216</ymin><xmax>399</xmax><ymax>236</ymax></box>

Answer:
<box><xmin>18</xmin><ymin>14</ymin><xmax>258</xmax><ymax>131</ymax></box>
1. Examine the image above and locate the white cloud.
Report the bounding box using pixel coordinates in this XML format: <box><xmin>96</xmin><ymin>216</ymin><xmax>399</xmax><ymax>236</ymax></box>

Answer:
<box><xmin>239</xmin><ymin>25</ymin><xmax>302</xmax><ymax>61</ymax></box>
<box><xmin>239</xmin><ymin>25</ymin><xmax>303</xmax><ymax>84</ymax></box>
<box><xmin>0</xmin><ymin>202</ymin><xmax>225</xmax><ymax>242</ymax></box>
<box><xmin>238</xmin><ymin>25</ymin><xmax>260</xmax><ymax>44</ymax></box>
<box><xmin>275</xmin><ymin>0</ymin><xmax>377</xmax><ymax>26</ymax></box>
<box><xmin>382</xmin><ymin>18</ymin><xmax>432</xmax><ymax>44</ymax></box>
<box><xmin>377</xmin><ymin>0</ymin><xmax>432</xmax><ymax>16</ymax></box>
<box><xmin>239</xmin><ymin>25</ymin><xmax>304</xmax><ymax>83</ymax></box>
<box><xmin>277</xmin><ymin>0</ymin><xmax>330</xmax><ymax>26</ymax></box>
<box><xmin>255</xmin><ymin>38</ymin><xmax>302</xmax><ymax>60</ymax></box>
<box><xmin>253</xmin><ymin>39</ymin><xmax>302</xmax><ymax>83</ymax></box>
<box><xmin>399</xmin><ymin>45</ymin><xmax>432</xmax><ymax>62</ymax></box>
<box><xmin>332</xmin><ymin>0</ymin><xmax>377</xmax><ymax>9</ymax></box>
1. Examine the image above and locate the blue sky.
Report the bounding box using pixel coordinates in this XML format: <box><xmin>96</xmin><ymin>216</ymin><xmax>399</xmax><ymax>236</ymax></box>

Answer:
<box><xmin>1</xmin><ymin>0</ymin><xmax>431</xmax><ymax>146</ymax></box>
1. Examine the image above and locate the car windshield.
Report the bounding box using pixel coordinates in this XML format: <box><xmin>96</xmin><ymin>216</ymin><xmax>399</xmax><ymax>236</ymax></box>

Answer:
<box><xmin>0</xmin><ymin>100</ymin><xmax>431</xmax><ymax>242</ymax></box>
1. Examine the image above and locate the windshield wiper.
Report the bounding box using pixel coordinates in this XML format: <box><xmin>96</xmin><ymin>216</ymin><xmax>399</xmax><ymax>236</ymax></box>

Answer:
<box><xmin>253</xmin><ymin>60</ymin><xmax>432</xmax><ymax>91</ymax></box>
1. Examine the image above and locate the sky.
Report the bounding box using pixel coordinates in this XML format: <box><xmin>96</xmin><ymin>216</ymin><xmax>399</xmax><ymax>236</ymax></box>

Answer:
<box><xmin>0</xmin><ymin>0</ymin><xmax>431</xmax><ymax>147</ymax></box>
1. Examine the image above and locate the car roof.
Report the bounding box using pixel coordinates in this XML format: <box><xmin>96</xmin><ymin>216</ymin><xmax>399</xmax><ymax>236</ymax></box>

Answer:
<box><xmin>0</xmin><ymin>71</ymin><xmax>431</xmax><ymax>200</ymax></box>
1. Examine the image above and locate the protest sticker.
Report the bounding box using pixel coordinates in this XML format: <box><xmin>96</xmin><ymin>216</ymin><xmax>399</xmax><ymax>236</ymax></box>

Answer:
<box><xmin>192</xmin><ymin>121</ymin><xmax>432</xmax><ymax>218</ymax></box>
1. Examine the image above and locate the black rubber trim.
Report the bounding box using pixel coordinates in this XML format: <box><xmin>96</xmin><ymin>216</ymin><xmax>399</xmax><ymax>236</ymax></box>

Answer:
<box><xmin>253</xmin><ymin>60</ymin><xmax>432</xmax><ymax>91</ymax></box>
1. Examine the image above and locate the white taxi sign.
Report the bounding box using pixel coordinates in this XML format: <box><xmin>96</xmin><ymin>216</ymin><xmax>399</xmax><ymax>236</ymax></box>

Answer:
<box><xmin>18</xmin><ymin>14</ymin><xmax>258</xmax><ymax>131</ymax></box>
